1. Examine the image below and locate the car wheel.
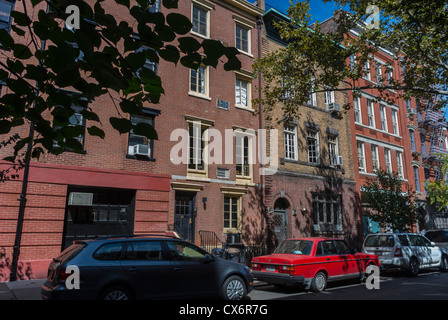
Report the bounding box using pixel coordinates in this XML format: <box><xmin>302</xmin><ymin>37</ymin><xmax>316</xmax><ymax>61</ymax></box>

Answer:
<box><xmin>439</xmin><ymin>255</ymin><xmax>448</xmax><ymax>273</ymax></box>
<box><xmin>221</xmin><ymin>276</ymin><xmax>247</xmax><ymax>300</ymax></box>
<box><xmin>310</xmin><ymin>271</ymin><xmax>327</xmax><ymax>293</ymax></box>
<box><xmin>99</xmin><ymin>286</ymin><xmax>133</xmax><ymax>300</ymax></box>
<box><xmin>408</xmin><ymin>257</ymin><xmax>419</xmax><ymax>277</ymax></box>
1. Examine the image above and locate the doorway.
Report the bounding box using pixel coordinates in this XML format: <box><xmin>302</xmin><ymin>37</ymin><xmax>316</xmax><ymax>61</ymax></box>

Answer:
<box><xmin>174</xmin><ymin>192</ymin><xmax>196</xmax><ymax>242</ymax></box>
<box><xmin>273</xmin><ymin>198</ymin><xmax>290</xmax><ymax>243</ymax></box>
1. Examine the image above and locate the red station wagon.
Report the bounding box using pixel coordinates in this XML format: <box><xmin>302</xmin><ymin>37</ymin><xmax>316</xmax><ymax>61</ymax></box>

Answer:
<box><xmin>251</xmin><ymin>238</ymin><xmax>380</xmax><ymax>292</ymax></box>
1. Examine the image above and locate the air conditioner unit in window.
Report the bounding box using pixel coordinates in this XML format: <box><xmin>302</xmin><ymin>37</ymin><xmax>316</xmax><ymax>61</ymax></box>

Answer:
<box><xmin>326</xmin><ymin>102</ymin><xmax>342</xmax><ymax>113</ymax></box>
<box><xmin>336</xmin><ymin>156</ymin><xmax>343</xmax><ymax>166</ymax></box>
<box><xmin>68</xmin><ymin>192</ymin><xmax>93</xmax><ymax>206</ymax></box>
<box><xmin>133</xmin><ymin>144</ymin><xmax>151</xmax><ymax>157</ymax></box>
<box><xmin>407</xmin><ymin>108</ymin><xmax>417</xmax><ymax>115</ymax></box>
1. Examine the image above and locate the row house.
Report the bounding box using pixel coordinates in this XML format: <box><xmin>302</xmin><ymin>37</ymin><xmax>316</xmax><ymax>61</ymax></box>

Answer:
<box><xmin>0</xmin><ymin>0</ymin><xmax>264</xmax><ymax>280</ymax></box>
<box><xmin>261</xmin><ymin>8</ymin><xmax>360</xmax><ymax>248</ymax></box>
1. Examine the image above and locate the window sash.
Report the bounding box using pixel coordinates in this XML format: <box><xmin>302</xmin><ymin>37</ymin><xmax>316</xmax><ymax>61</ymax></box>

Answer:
<box><xmin>367</xmin><ymin>99</ymin><xmax>375</xmax><ymax>127</ymax></box>
<box><xmin>224</xmin><ymin>196</ymin><xmax>240</xmax><ymax>229</ymax></box>
<box><xmin>192</xmin><ymin>5</ymin><xmax>207</xmax><ymax>36</ymax></box>
<box><xmin>384</xmin><ymin>148</ymin><xmax>392</xmax><ymax>173</ymax></box>
<box><xmin>391</xmin><ymin>110</ymin><xmax>399</xmax><ymax>135</ymax></box>
<box><xmin>284</xmin><ymin>125</ymin><xmax>297</xmax><ymax>160</ymax></box>
<box><xmin>379</xmin><ymin>105</ymin><xmax>387</xmax><ymax>131</ymax></box>
<box><xmin>357</xmin><ymin>142</ymin><xmax>365</xmax><ymax>172</ymax></box>
<box><xmin>190</xmin><ymin>66</ymin><xmax>206</xmax><ymax>94</ymax></box>
<box><xmin>236</xmin><ymin>135</ymin><xmax>250</xmax><ymax>176</ymax></box>
<box><xmin>371</xmin><ymin>145</ymin><xmax>379</xmax><ymax>171</ymax></box>
<box><xmin>307</xmin><ymin>130</ymin><xmax>319</xmax><ymax>164</ymax></box>
<box><xmin>236</xmin><ymin>78</ymin><xmax>248</xmax><ymax>106</ymax></box>
<box><xmin>354</xmin><ymin>97</ymin><xmax>361</xmax><ymax>123</ymax></box>
<box><xmin>328</xmin><ymin>136</ymin><xmax>338</xmax><ymax>166</ymax></box>
<box><xmin>188</xmin><ymin>124</ymin><xmax>205</xmax><ymax>171</ymax></box>
<box><xmin>236</xmin><ymin>24</ymin><xmax>249</xmax><ymax>52</ymax></box>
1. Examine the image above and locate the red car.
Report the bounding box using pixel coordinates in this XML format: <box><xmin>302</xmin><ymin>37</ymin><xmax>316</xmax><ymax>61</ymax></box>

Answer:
<box><xmin>251</xmin><ymin>237</ymin><xmax>380</xmax><ymax>292</ymax></box>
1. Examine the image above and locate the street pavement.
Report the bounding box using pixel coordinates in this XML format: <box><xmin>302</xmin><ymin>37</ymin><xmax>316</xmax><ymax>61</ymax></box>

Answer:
<box><xmin>0</xmin><ymin>278</ymin><xmax>45</xmax><ymax>300</ymax></box>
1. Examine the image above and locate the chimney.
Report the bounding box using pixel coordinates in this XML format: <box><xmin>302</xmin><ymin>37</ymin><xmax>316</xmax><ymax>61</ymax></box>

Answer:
<box><xmin>256</xmin><ymin>0</ymin><xmax>265</xmax><ymax>10</ymax></box>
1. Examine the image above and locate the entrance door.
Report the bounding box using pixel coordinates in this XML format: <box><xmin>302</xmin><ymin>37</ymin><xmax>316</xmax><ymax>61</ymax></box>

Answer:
<box><xmin>273</xmin><ymin>210</ymin><xmax>288</xmax><ymax>243</ymax></box>
<box><xmin>174</xmin><ymin>192</ymin><xmax>196</xmax><ymax>242</ymax></box>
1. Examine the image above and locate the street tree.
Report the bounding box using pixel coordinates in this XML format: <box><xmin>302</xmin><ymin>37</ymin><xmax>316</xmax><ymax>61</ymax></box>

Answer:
<box><xmin>425</xmin><ymin>153</ymin><xmax>448</xmax><ymax>213</ymax></box>
<box><xmin>362</xmin><ymin>169</ymin><xmax>420</xmax><ymax>232</ymax></box>
<box><xmin>0</xmin><ymin>0</ymin><xmax>242</xmax><ymax>181</ymax></box>
<box><xmin>253</xmin><ymin>0</ymin><xmax>448</xmax><ymax>124</ymax></box>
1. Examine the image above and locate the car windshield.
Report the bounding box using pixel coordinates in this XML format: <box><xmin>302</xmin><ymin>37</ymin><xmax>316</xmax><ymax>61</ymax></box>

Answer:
<box><xmin>274</xmin><ymin>240</ymin><xmax>313</xmax><ymax>255</ymax></box>
<box><xmin>364</xmin><ymin>235</ymin><xmax>395</xmax><ymax>247</ymax></box>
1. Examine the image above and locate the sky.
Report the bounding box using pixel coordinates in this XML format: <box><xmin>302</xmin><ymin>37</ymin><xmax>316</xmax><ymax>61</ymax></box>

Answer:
<box><xmin>264</xmin><ymin>0</ymin><xmax>346</xmax><ymax>23</ymax></box>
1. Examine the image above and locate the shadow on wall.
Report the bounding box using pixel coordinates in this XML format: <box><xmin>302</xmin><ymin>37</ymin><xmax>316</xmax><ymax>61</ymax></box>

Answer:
<box><xmin>0</xmin><ymin>247</ymin><xmax>34</xmax><ymax>281</ymax></box>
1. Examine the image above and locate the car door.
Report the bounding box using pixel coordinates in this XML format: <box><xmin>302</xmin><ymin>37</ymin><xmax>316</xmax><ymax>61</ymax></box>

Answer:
<box><xmin>167</xmin><ymin>240</ymin><xmax>217</xmax><ymax>298</ymax></box>
<box><xmin>334</xmin><ymin>240</ymin><xmax>359</xmax><ymax>277</ymax></box>
<box><xmin>408</xmin><ymin>235</ymin><xmax>431</xmax><ymax>266</ymax></box>
<box><xmin>120</xmin><ymin>240</ymin><xmax>173</xmax><ymax>299</ymax></box>
<box><xmin>317</xmin><ymin>240</ymin><xmax>340</xmax><ymax>279</ymax></box>
<box><xmin>419</xmin><ymin>235</ymin><xmax>441</xmax><ymax>266</ymax></box>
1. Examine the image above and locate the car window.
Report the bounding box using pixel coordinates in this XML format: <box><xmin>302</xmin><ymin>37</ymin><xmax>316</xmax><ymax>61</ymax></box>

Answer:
<box><xmin>274</xmin><ymin>240</ymin><xmax>313</xmax><ymax>255</ymax></box>
<box><xmin>318</xmin><ymin>240</ymin><xmax>338</xmax><ymax>255</ymax></box>
<box><xmin>334</xmin><ymin>240</ymin><xmax>352</xmax><ymax>254</ymax></box>
<box><xmin>167</xmin><ymin>241</ymin><xmax>206</xmax><ymax>261</ymax></box>
<box><xmin>397</xmin><ymin>235</ymin><xmax>409</xmax><ymax>246</ymax></box>
<box><xmin>56</xmin><ymin>243</ymin><xmax>86</xmax><ymax>262</ymax></box>
<box><xmin>93</xmin><ymin>242</ymin><xmax>124</xmax><ymax>260</ymax></box>
<box><xmin>124</xmin><ymin>241</ymin><xmax>164</xmax><ymax>261</ymax></box>
<box><xmin>364</xmin><ymin>235</ymin><xmax>395</xmax><ymax>247</ymax></box>
<box><xmin>409</xmin><ymin>235</ymin><xmax>430</xmax><ymax>247</ymax></box>
<box><xmin>425</xmin><ymin>231</ymin><xmax>448</xmax><ymax>242</ymax></box>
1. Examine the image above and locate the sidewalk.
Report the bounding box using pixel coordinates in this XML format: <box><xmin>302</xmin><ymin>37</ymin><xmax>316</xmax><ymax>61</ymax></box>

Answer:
<box><xmin>0</xmin><ymin>279</ymin><xmax>45</xmax><ymax>300</ymax></box>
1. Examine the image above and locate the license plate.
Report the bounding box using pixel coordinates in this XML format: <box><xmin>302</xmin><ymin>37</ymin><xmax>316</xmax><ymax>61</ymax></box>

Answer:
<box><xmin>265</xmin><ymin>265</ymin><xmax>276</xmax><ymax>272</ymax></box>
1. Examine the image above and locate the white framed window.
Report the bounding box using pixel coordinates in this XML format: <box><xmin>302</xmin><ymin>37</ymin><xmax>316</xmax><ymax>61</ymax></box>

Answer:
<box><xmin>307</xmin><ymin>81</ymin><xmax>316</xmax><ymax>106</ymax></box>
<box><xmin>363</xmin><ymin>60</ymin><xmax>371</xmax><ymax>81</ymax></box>
<box><xmin>375</xmin><ymin>62</ymin><xmax>383</xmax><ymax>83</ymax></box>
<box><xmin>328</xmin><ymin>135</ymin><xmax>338</xmax><ymax>166</ymax></box>
<box><xmin>391</xmin><ymin>109</ymin><xmax>399</xmax><ymax>135</ymax></box>
<box><xmin>235</xmin><ymin>78</ymin><xmax>249</xmax><ymax>107</ymax></box>
<box><xmin>367</xmin><ymin>99</ymin><xmax>375</xmax><ymax>128</ymax></box>
<box><xmin>379</xmin><ymin>104</ymin><xmax>387</xmax><ymax>131</ymax></box>
<box><xmin>354</xmin><ymin>96</ymin><xmax>362</xmax><ymax>124</ymax></box>
<box><xmin>235</xmin><ymin>24</ymin><xmax>250</xmax><ymax>54</ymax></box>
<box><xmin>384</xmin><ymin>148</ymin><xmax>392</xmax><ymax>173</ymax></box>
<box><xmin>371</xmin><ymin>144</ymin><xmax>379</xmax><ymax>172</ymax></box>
<box><xmin>307</xmin><ymin>130</ymin><xmax>319</xmax><ymax>164</ymax></box>
<box><xmin>324</xmin><ymin>89</ymin><xmax>335</xmax><ymax>105</ymax></box>
<box><xmin>413</xmin><ymin>167</ymin><xmax>421</xmax><ymax>192</ymax></box>
<box><xmin>188</xmin><ymin>123</ymin><xmax>206</xmax><ymax>172</ymax></box>
<box><xmin>0</xmin><ymin>0</ymin><xmax>14</xmax><ymax>32</ymax></box>
<box><xmin>284</xmin><ymin>125</ymin><xmax>298</xmax><ymax>161</ymax></box>
<box><xmin>189</xmin><ymin>65</ymin><xmax>209</xmax><ymax>97</ymax></box>
<box><xmin>223</xmin><ymin>196</ymin><xmax>241</xmax><ymax>232</ymax></box>
<box><xmin>235</xmin><ymin>134</ymin><xmax>252</xmax><ymax>178</ymax></box>
<box><xmin>357</xmin><ymin>141</ymin><xmax>366</xmax><ymax>172</ymax></box>
<box><xmin>396</xmin><ymin>151</ymin><xmax>404</xmax><ymax>178</ymax></box>
<box><xmin>409</xmin><ymin>129</ymin><xmax>416</xmax><ymax>152</ymax></box>
<box><xmin>192</xmin><ymin>5</ymin><xmax>208</xmax><ymax>37</ymax></box>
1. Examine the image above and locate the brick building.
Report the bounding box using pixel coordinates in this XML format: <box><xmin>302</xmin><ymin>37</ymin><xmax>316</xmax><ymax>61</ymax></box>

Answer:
<box><xmin>261</xmin><ymin>8</ymin><xmax>360</xmax><ymax>248</ymax></box>
<box><xmin>0</xmin><ymin>0</ymin><xmax>265</xmax><ymax>280</ymax></box>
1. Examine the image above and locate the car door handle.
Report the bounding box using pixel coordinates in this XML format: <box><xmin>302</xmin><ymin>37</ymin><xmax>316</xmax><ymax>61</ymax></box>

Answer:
<box><xmin>174</xmin><ymin>267</ymin><xmax>182</xmax><ymax>272</ymax></box>
<box><xmin>127</xmin><ymin>267</ymin><xmax>137</xmax><ymax>273</ymax></box>
<box><xmin>327</xmin><ymin>258</ymin><xmax>331</xmax><ymax>261</ymax></box>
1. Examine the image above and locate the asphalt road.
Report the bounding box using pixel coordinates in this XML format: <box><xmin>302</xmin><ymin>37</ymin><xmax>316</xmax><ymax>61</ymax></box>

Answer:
<box><xmin>249</xmin><ymin>269</ymin><xmax>448</xmax><ymax>300</ymax></box>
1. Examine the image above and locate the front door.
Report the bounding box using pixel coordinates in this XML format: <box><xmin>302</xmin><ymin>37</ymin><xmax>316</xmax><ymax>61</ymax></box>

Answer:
<box><xmin>174</xmin><ymin>192</ymin><xmax>196</xmax><ymax>242</ymax></box>
<box><xmin>273</xmin><ymin>210</ymin><xmax>288</xmax><ymax>244</ymax></box>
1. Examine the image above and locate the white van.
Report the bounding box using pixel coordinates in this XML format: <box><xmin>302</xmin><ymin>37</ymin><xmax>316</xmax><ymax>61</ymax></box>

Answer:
<box><xmin>362</xmin><ymin>233</ymin><xmax>448</xmax><ymax>276</ymax></box>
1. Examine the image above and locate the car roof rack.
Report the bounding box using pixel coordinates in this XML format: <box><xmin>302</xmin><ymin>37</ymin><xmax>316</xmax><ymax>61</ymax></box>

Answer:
<box><xmin>93</xmin><ymin>233</ymin><xmax>181</xmax><ymax>241</ymax></box>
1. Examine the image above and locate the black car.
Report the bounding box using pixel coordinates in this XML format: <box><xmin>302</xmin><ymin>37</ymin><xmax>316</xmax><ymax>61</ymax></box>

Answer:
<box><xmin>41</xmin><ymin>234</ymin><xmax>253</xmax><ymax>300</ymax></box>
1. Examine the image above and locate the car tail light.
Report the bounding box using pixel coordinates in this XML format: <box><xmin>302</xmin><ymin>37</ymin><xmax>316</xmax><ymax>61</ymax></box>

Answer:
<box><xmin>394</xmin><ymin>247</ymin><xmax>403</xmax><ymax>257</ymax></box>
<box><xmin>251</xmin><ymin>263</ymin><xmax>261</xmax><ymax>271</ymax></box>
<box><xmin>278</xmin><ymin>265</ymin><xmax>295</xmax><ymax>275</ymax></box>
<box><xmin>58</xmin><ymin>267</ymin><xmax>70</xmax><ymax>284</ymax></box>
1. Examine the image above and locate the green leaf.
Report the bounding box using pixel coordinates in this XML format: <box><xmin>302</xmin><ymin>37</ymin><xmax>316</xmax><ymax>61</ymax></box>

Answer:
<box><xmin>11</xmin><ymin>11</ymin><xmax>31</xmax><ymax>27</ymax></box>
<box><xmin>12</xmin><ymin>43</ymin><xmax>33</xmax><ymax>59</ymax></box>
<box><xmin>133</xmin><ymin>122</ymin><xmax>158</xmax><ymax>140</ymax></box>
<box><xmin>87</xmin><ymin>126</ymin><xmax>105</xmax><ymax>139</ymax></box>
<box><xmin>178</xmin><ymin>37</ymin><xmax>201</xmax><ymax>53</ymax></box>
<box><xmin>166</xmin><ymin>13</ymin><xmax>192</xmax><ymax>35</ymax></box>
<box><xmin>109</xmin><ymin>117</ymin><xmax>133</xmax><ymax>134</ymax></box>
<box><xmin>159</xmin><ymin>45</ymin><xmax>180</xmax><ymax>63</ymax></box>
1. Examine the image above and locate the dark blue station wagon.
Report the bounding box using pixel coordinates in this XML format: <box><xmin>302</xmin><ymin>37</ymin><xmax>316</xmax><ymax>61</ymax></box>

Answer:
<box><xmin>41</xmin><ymin>234</ymin><xmax>253</xmax><ymax>300</ymax></box>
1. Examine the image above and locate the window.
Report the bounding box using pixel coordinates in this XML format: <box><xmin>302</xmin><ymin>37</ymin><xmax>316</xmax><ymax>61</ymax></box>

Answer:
<box><xmin>284</xmin><ymin>125</ymin><xmax>298</xmax><ymax>160</ymax></box>
<box><xmin>409</xmin><ymin>130</ymin><xmax>416</xmax><ymax>152</ymax></box>
<box><xmin>396</xmin><ymin>151</ymin><xmax>404</xmax><ymax>178</ymax></box>
<box><xmin>168</xmin><ymin>241</ymin><xmax>206</xmax><ymax>261</ymax></box>
<box><xmin>367</xmin><ymin>99</ymin><xmax>375</xmax><ymax>128</ymax></box>
<box><xmin>375</xmin><ymin>62</ymin><xmax>383</xmax><ymax>83</ymax></box>
<box><xmin>349</xmin><ymin>54</ymin><xmax>356</xmax><ymax>70</ymax></box>
<box><xmin>312</xmin><ymin>194</ymin><xmax>342</xmax><ymax>233</ymax></box>
<box><xmin>188</xmin><ymin>123</ymin><xmax>206</xmax><ymax>171</ymax></box>
<box><xmin>148</xmin><ymin>0</ymin><xmax>160</xmax><ymax>12</ymax></box>
<box><xmin>357</xmin><ymin>141</ymin><xmax>366</xmax><ymax>172</ymax></box>
<box><xmin>135</xmin><ymin>46</ymin><xmax>158</xmax><ymax>77</ymax></box>
<box><xmin>190</xmin><ymin>66</ymin><xmax>208</xmax><ymax>96</ymax></box>
<box><xmin>236</xmin><ymin>134</ymin><xmax>251</xmax><ymax>177</ymax></box>
<box><xmin>307</xmin><ymin>81</ymin><xmax>316</xmax><ymax>106</ymax></box>
<box><xmin>324</xmin><ymin>89</ymin><xmax>334</xmax><ymax>105</ymax></box>
<box><xmin>384</xmin><ymin>148</ymin><xmax>392</xmax><ymax>173</ymax></box>
<box><xmin>307</xmin><ymin>130</ymin><xmax>319</xmax><ymax>164</ymax></box>
<box><xmin>405</xmin><ymin>99</ymin><xmax>411</xmax><ymax>110</ymax></box>
<box><xmin>52</xmin><ymin>103</ymin><xmax>86</xmax><ymax>150</ymax></box>
<box><xmin>379</xmin><ymin>105</ymin><xmax>387</xmax><ymax>131</ymax></box>
<box><xmin>354</xmin><ymin>97</ymin><xmax>362</xmax><ymax>123</ymax></box>
<box><xmin>93</xmin><ymin>243</ymin><xmax>124</xmax><ymax>260</ymax></box>
<box><xmin>328</xmin><ymin>135</ymin><xmax>338</xmax><ymax>166</ymax></box>
<box><xmin>413</xmin><ymin>167</ymin><xmax>421</xmax><ymax>192</ymax></box>
<box><xmin>128</xmin><ymin>113</ymin><xmax>156</xmax><ymax>159</ymax></box>
<box><xmin>364</xmin><ymin>60</ymin><xmax>371</xmax><ymax>81</ymax></box>
<box><xmin>391</xmin><ymin>109</ymin><xmax>399</xmax><ymax>135</ymax></box>
<box><xmin>235</xmin><ymin>78</ymin><xmax>249</xmax><ymax>107</ymax></box>
<box><xmin>371</xmin><ymin>144</ymin><xmax>379</xmax><ymax>172</ymax></box>
<box><xmin>387</xmin><ymin>68</ymin><xmax>394</xmax><ymax>85</ymax></box>
<box><xmin>224</xmin><ymin>196</ymin><xmax>240</xmax><ymax>231</ymax></box>
<box><xmin>235</xmin><ymin>24</ymin><xmax>249</xmax><ymax>53</ymax></box>
<box><xmin>0</xmin><ymin>0</ymin><xmax>13</xmax><ymax>32</ymax></box>
<box><xmin>192</xmin><ymin>5</ymin><xmax>208</xmax><ymax>37</ymax></box>
<box><xmin>124</xmin><ymin>241</ymin><xmax>164</xmax><ymax>261</ymax></box>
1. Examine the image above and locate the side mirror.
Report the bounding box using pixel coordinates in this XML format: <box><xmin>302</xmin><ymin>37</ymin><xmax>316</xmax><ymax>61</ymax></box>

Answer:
<box><xmin>430</xmin><ymin>242</ymin><xmax>436</xmax><ymax>247</ymax></box>
<box><xmin>202</xmin><ymin>254</ymin><xmax>214</xmax><ymax>263</ymax></box>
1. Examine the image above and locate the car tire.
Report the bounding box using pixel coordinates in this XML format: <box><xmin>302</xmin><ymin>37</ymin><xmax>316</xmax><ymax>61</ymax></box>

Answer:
<box><xmin>99</xmin><ymin>285</ymin><xmax>133</xmax><ymax>300</ymax></box>
<box><xmin>439</xmin><ymin>255</ymin><xmax>448</xmax><ymax>273</ymax></box>
<box><xmin>221</xmin><ymin>275</ymin><xmax>247</xmax><ymax>300</ymax></box>
<box><xmin>408</xmin><ymin>257</ymin><xmax>419</xmax><ymax>277</ymax></box>
<box><xmin>310</xmin><ymin>271</ymin><xmax>327</xmax><ymax>293</ymax></box>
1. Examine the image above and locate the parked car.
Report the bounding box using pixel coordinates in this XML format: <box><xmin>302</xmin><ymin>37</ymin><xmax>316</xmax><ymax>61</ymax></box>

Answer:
<box><xmin>422</xmin><ymin>229</ymin><xmax>448</xmax><ymax>251</ymax></box>
<box><xmin>362</xmin><ymin>233</ymin><xmax>448</xmax><ymax>276</ymax></box>
<box><xmin>251</xmin><ymin>237</ymin><xmax>380</xmax><ymax>293</ymax></box>
<box><xmin>41</xmin><ymin>234</ymin><xmax>253</xmax><ymax>300</ymax></box>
